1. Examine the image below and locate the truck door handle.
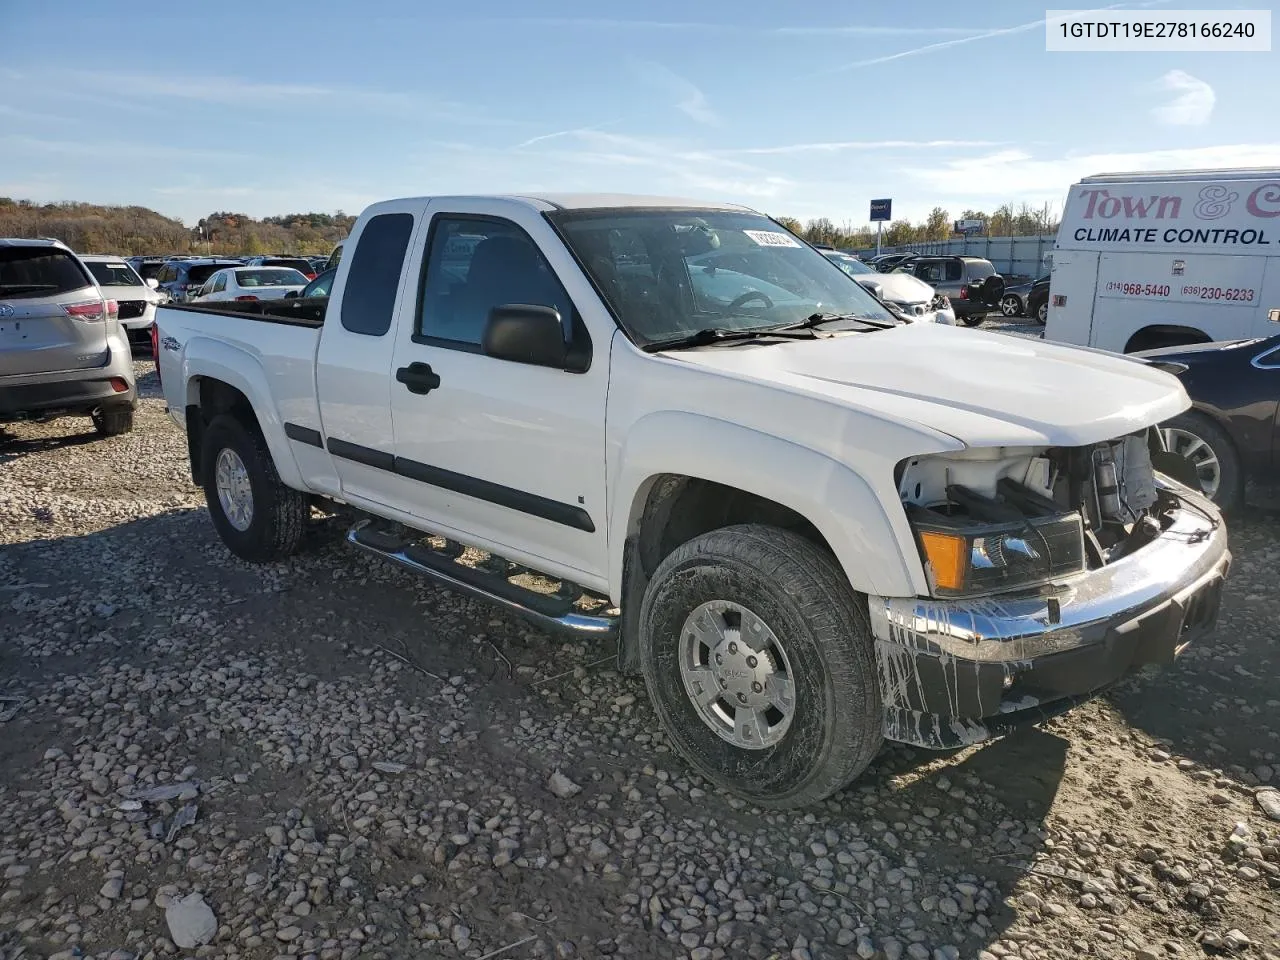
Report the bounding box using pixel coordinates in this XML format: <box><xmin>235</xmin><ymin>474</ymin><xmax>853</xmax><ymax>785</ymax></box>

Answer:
<box><xmin>396</xmin><ymin>362</ymin><xmax>441</xmax><ymax>395</ymax></box>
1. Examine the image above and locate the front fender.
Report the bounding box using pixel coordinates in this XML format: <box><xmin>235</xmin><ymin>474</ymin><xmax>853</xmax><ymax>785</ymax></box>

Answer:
<box><xmin>610</xmin><ymin>411</ymin><xmax>928</xmax><ymax>601</ymax></box>
<box><xmin>182</xmin><ymin>337</ymin><xmax>307</xmax><ymax>491</ymax></box>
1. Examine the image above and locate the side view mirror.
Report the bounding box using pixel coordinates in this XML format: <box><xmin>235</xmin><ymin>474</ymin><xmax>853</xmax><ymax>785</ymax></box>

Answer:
<box><xmin>283</xmin><ymin>290</ymin><xmax>298</xmax><ymax>299</ymax></box>
<box><xmin>858</xmin><ymin>279</ymin><xmax>884</xmax><ymax>301</ymax></box>
<box><xmin>482</xmin><ymin>304</ymin><xmax>567</xmax><ymax>369</ymax></box>
<box><xmin>146</xmin><ymin>278</ymin><xmax>160</xmax><ymax>289</ymax></box>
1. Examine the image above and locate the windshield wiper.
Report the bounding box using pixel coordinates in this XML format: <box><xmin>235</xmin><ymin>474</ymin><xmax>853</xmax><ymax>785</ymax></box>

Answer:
<box><xmin>774</xmin><ymin>312</ymin><xmax>898</xmax><ymax>332</ymax></box>
<box><xmin>641</xmin><ymin>326</ymin><xmax>820</xmax><ymax>353</ymax></box>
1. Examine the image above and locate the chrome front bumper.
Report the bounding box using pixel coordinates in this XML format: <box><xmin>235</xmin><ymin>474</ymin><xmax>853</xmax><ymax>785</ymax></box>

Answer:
<box><xmin>867</xmin><ymin>487</ymin><xmax>1230</xmax><ymax>748</ymax></box>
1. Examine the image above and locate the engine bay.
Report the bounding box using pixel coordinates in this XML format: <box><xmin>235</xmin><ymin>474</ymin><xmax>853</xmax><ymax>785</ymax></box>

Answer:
<box><xmin>898</xmin><ymin>428</ymin><xmax>1204</xmax><ymax>595</ymax></box>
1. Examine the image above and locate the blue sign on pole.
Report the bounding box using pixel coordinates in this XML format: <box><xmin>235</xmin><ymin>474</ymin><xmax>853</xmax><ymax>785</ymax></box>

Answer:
<box><xmin>869</xmin><ymin>198</ymin><xmax>892</xmax><ymax>222</ymax></box>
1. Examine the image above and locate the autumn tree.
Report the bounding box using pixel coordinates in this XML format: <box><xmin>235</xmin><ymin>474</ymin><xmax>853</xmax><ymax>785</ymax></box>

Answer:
<box><xmin>923</xmin><ymin>207</ymin><xmax>951</xmax><ymax>241</ymax></box>
<box><xmin>883</xmin><ymin>219</ymin><xmax>918</xmax><ymax>246</ymax></box>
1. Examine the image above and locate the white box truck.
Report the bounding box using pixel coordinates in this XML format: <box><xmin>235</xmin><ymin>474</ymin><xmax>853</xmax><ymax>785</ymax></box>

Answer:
<box><xmin>1045</xmin><ymin>168</ymin><xmax>1280</xmax><ymax>353</ymax></box>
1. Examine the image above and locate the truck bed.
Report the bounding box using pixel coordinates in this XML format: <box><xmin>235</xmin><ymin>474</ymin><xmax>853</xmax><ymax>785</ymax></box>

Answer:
<box><xmin>154</xmin><ymin>299</ymin><xmax>326</xmax><ymax>458</ymax></box>
<box><xmin>161</xmin><ymin>296</ymin><xmax>328</xmax><ymax>328</ymax></box>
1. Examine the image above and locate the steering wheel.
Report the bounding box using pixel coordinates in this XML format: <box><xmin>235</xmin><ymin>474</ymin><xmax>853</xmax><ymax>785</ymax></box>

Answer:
<box><xmin>726</xmin><ymin>290</ymin><xmax>774</xmax><ymax>312</ymax></box>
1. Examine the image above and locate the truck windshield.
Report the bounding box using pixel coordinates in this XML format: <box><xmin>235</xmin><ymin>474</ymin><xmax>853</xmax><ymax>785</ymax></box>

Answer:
<box><xmin>550</xmin><ymin>209</ymin><xmax>895</xmax><ymax>344</ymax></box>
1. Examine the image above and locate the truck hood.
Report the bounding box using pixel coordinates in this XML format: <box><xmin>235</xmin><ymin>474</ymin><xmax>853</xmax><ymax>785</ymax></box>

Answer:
<box><xmin>660</xmin><ymin>323</ymin><xmax>1191</xmax><ymax>448</ymax></box>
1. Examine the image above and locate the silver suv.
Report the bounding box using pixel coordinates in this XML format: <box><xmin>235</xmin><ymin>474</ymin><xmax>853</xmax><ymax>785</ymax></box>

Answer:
<box><xmin>0</xmin><ymin>239</ymin><xmax>137</xmax><ymax>435</ymax></box>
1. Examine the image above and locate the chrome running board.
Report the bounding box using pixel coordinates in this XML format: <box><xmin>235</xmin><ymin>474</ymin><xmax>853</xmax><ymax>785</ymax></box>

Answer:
<box><xmin>347</xmin><ymin>522</ymin><xmax>618</xmax><ymax>638</ymax></box>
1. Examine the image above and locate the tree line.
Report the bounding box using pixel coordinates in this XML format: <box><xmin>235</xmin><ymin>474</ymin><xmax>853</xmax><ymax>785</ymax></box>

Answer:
<box><xmin>0</xmin><ymin>195</ymin><xmax>1059</xmax><ymax>258</ymax></box>
<box><xmin>774</xmin><ymin>202</ymin><xmax>1060</xmax><ymax>251</ymax></box>
<box><xmin>0</xmin><ymin>198</ymin><xmax>355</xmax><ymax>256</ymax></box>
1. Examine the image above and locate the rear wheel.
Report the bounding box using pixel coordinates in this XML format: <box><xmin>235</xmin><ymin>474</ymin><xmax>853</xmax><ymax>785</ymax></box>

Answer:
<box><xmin>638</xmin><ymin>524</ymin><xmax>883</xmax><ymax>809</ymax></box>
<box><xmin>93</xmin><ymin>408</ymin><xmax>134</xmax><ymax>436</ymax></box>
<box><xmin>961</xmin><ymin>313</ymin><xmax>985</xmax><ymax>327</ymax></box>
<box><xmin>1161</xmin><ymin>411</ymin><xmax>1243</xmax><ymax>512</ymax></box>
<box><xmin>200</xmin><ymin>414</ymin><xmax>308</xmax><ymax>561</ymax></box>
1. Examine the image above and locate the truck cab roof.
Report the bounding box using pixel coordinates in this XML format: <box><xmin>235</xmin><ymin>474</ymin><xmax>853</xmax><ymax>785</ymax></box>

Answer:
<box><xmin>362</xmin><ymin>193</ymin><xmax>756</xmax><ymax>214</ymax></box>
<box><xmin>1079</xmin><ymin>167</ymin><xmax>1280</xmax><ymax>184</ymax></box>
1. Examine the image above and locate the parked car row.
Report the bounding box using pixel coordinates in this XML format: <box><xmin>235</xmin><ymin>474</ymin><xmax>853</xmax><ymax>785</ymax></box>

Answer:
<box><xmin>1000</xmin><ymin>275</ymin><xmax>1051</xmax><ymax>322</ymax></box>
<box><xmin>818</xmin><ymin>249</ymin><xmax>956</xmax><ymax>324</ymax></box>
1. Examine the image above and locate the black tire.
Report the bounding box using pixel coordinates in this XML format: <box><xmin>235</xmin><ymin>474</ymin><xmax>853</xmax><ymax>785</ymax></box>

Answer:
<box><xmin>93</xmin><ymin>407</ymin><xmax>134</xmax><ymax>436</ymax></box>
<box><xmin>638</xmin><ymin>524</ymin><xmax>882</xmax><ymax>809</ymax></box>
<box><xmin>1000</xmin><ymin>295</ymin><xmax>1022</xmax><ymax>317</ymax></box>
<box><xmin>200</xmin><ymin>414</ymin><xmax>308</xmax><ymax>562</ymax></box>
<box><xmin>1036</xmin><ymin>300</ymin><xmax>1048</xmax><ymax>324</ymax></box>
<box><xmin>1162</xmin><ymin>410</ymin><xmax>1243</xmax><ymax>513</ymax></box>
<box><xmin>961</xmin><ymin>313</ymin><xmax>985</xmax><ymax>327</ymax></box>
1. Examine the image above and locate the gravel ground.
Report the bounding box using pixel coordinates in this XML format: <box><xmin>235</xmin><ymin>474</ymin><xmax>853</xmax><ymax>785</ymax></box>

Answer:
<box><xmin>1</xmin><ymin>351</ymin><xmax>1278</xmax><ymax>960</ymax></box>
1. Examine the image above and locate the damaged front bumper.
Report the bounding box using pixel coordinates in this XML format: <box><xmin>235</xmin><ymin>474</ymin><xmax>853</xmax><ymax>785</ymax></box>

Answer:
<box><xmin>867</xmin><ymin>487</ymin><xmax>1230</xmax><ymax>749</ymax></box>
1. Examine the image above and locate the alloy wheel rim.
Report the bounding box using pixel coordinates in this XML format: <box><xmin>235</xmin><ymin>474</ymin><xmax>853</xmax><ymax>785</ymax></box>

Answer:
<box><xmin>214</xmin><ymin>447</ymin><xmax>254</xmax><ymax>532</ymax></box>
<box><xmin>1161</xmin><ymin>427</ymin><xmax>1221</xmax><ymax>498</ymax></box>
<box><xmin>1001</xmin><ymin>297</ymin><xmax>1019</xmax><ymax>316</ymax></box>
<box><xmin>678</xmin><ymin>600</ymin><xmax>795</xmax><ymax>750</ymax></box>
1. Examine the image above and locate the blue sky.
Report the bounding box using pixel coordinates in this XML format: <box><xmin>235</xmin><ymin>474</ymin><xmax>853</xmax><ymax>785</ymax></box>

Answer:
<box><xmin>0</xmin><ymin>1</ymin><xmax>1274</xmax><ymax>228</ymax></box>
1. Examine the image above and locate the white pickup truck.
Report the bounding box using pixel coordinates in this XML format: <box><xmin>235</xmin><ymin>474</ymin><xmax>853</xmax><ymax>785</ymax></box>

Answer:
<box><xmin>155</xmin><ymin>193</ymin><xmax>1231</xmax><ymax>808</ymax></box>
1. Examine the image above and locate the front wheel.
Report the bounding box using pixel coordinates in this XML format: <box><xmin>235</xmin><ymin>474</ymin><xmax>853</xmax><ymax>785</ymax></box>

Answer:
<box><xmin>1000</xmin><ymin>295</ymin><xmax>1022</xmax><ymax>317</ymax></box>
<box><xmin>961</xmin><ymin>313</ymin><xmax>985</xmax><ymax>327</ymax></box>
<box><xmin>638</xmin><ymin>525</ymin><xmax>883</xmax><ymax>809</ymax></box>
<box><xmin>200</xmin><ymin>415</ymin><xmax>308</xmax><ymax>562</ymax></box>
<box><xmin>1161</xmin><ymin>411</ymin><xmax>1243</xmax><ymax>513</ymax></box>
<box><xmin>1036</xmin><ymin>301</ymin><xmax>1048</xmax><ymax>324</ymax></box>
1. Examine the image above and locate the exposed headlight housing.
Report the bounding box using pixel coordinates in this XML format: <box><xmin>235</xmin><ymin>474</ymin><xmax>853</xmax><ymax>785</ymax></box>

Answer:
<box><xmin>912</xmin><ymin>510</ymin><xmax>1085</xmax><ymax>597</ymax></box>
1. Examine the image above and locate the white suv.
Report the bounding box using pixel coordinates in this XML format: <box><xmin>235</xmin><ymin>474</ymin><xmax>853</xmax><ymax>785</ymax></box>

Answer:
<box><xmin>80</xmin><ymin>254</ymin><xmax>165</xmax><ymax>350</ymax></box>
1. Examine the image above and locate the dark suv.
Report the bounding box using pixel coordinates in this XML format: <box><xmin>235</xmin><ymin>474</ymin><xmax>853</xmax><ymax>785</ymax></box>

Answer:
<box><xmin>154</xmin><ymin>259</ymin><xmax>242</xmax><ymax>303</ymax></box>
<box><xmin>899</xmin><ymin>256</ymin><xmax>1004</xmax><ymax>326</ymax></box>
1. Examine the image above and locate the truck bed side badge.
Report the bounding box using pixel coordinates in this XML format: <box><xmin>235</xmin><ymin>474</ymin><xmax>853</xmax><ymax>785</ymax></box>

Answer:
<box><xmin>161</xmin><ymin>336</ymin><xmax>180</xmax><ymax>352</ymax></box>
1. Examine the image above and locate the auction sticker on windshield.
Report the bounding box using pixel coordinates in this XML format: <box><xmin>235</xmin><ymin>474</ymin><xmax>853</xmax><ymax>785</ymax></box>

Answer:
<box><xmin>743</xmin><ymin>230</ymin><xmax>801</xmax><ymax>248</ymax></box>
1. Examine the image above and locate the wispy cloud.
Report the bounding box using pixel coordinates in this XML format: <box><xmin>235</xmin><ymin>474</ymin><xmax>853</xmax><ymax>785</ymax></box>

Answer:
<box><xmin>49</xmin><ymin>71</ymin><xmax>523</xmax><ymax>128</ymax></box>
<box><xmin>722</xmin><ymin>139</ymin><xmax>1005</xmax><ymax>156</ymax></box>
<box><xmin>773</xmin><ymin>25</ymin><xmax>976</xmax><ymax>36</ymax></box>
<box><xmin>511</xmin><ymin>122</ymin><xmax>619</xmax><ymax>150</ymax></box>
<box><xmin>825</xmin><ymin>1</ymin><xmax>1169</xmax><ymax>72</ymax></box>
<box><xmin>1151</xmin><ymin>70</ymin><xmax>1215</xmax><ymax>126</ymax></box>
<box><xmin>904</xmin><ymin>144</ymin><xmax>1280</xmax><ymax>201</ymax></box>
<box><xmin>467</xmin><ymin>17</ymin><xmax>978</xmax><ymax>36</ymax></box>
<box><xmin>478</xmin><ymin>129</ymin><xmax>792</xmax><ymax>200</ymax></box>
<box><xmin>630</xmin><ymin>60</ymin><xmax>718</xmax><ymax>125</ymax></box>
<box><xmin>0</xmin><ymin>134</ymin><xmax>248</xmax><ymax>163</ymax></box>
<box><xmin>0</xmin><ymin>104</ymin><xmax>77</xmax><ymax>124</ymax></box>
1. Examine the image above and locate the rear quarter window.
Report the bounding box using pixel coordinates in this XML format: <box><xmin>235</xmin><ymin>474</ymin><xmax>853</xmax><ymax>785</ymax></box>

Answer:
<box><xmin>340</xmin><ymin>213</ymin><xmax>415</xmax><ymax>336</ymax></box>
<box><xmin>966</xmin><ymin>260</ymin><xmax>996</xmax><ymax>280</ymax></box>
<box><xmin>0</xmin><ymin>248</ymin><xmax>92</xmax><ymax>299</ymax></box>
